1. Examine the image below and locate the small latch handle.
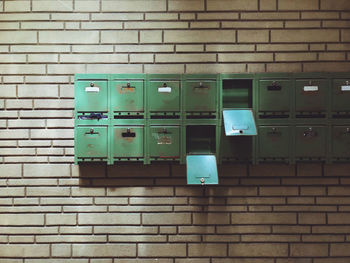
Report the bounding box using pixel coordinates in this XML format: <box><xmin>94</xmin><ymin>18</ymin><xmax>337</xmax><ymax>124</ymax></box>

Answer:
<box><xmin>90</xmin><ymin>82</ymin><xmax>94</xmax><ymax>87</ymax></box>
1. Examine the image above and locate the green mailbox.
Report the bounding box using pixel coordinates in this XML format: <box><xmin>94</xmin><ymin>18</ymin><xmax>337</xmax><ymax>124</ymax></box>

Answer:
<box><xmin>113</xmin><ymin>126</ymin><xmax>144</xmax><ymax>158</ymax></box>
<box><xmin>258</xmin><ymin>126</ymin><xmax>290</xmax><ymax>159</ymax></box>
<box><xmin>75</xmin><ymin>126</ymin><xmax>108</xmax><ymax>158</ymax></box>
<box><xmin>149</xmin><ymin>126</ymin><xmax>180</xmax><ymax>158</ymax></box>
<box><xmin>187</xmin><ymin>155</ymin><xmax>218</xmax><ymax>185</ymax></box>
<box><xmin>220</xmin><ymin>130</ymin><xmax>252</xmax><ymax>161</ymax></box>
<box><xmin>75</xmin><ymin>80</ymin><xmax>108</xmax><ymax>112</ymax></box>
<box><xmin>295</xmin><ymin>79</ymin><xmax>328</xmax><ymax>114</ymax></box>
<box><xmin>295</xmin><ymin>126</ymin><xmax>326</xmax><ymax>158</ymax></box>
<box><xmin>332</xmin><ymin>126</ymin><xmax>350</xmax><ymax>159</ymax></box>
<box><xmin>184</xmin><ymin>80</ymin><xmax>217</xmax><ymax>112</ymax></box>
<box><xmin>111</xmin><ymin>80</ymin><xmax>144</xmax><ymax>112</ymax></box>
<box><xmin>148</xmin><ymin>81</ymin><xmax>180</xmax><ymax>112</ymax></box>
<box><xmin>258</xmin><ymin>80</ymin><xmax>291</xmax><ymax>114</ymax></box>
<box><xmin>332</xmin><ymin>79</ymin><xmax>350</xmax><ymax>113</ymax></box>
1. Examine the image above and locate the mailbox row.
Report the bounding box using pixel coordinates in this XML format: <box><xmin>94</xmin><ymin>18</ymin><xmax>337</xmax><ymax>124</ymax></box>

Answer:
<box><xmin>258</xmin><ymin>79</ymin><xmax>350</xmax><ymax>118</ymax></box>
<box><xmin>75</xmin><ymin>124</ymin><xmax>350</xmax><ymax>163</ymax></box>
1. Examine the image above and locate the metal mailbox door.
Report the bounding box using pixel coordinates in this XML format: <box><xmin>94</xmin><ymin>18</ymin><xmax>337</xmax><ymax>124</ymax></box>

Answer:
<box><xmin>148</xmin><ymin>81</ymin><xmax>180</xmax><ymax>112</ymax></box>
<box><xmin>332</xmin><ymin>79</ymin><xmax>350</xmax><ymax>112</ymax></box>
<box><xmin>111</xmin><ymin>81</ymin><xmax>144</xmax><ymax>112</ymax></box>
<box><xmin>76</xmin><ymin>126</ymin><xmax>108</xmax><ymax>158</ymax></box>
<box><xmin>113</xmin><ymin>126</ymin><xmax>143</xmax><ymax>157</ymax></box>
<box><xmin>295</xmin><ymin>79</ymin><xmax>327</xmax><ymax>112</ymax></box>
<box><xmin>75</xmin><ymin>81</ymin><xmax>108</xmax><ymax>112</ymax></box>
<box><xmin>259</xmin><ymin>80</ymin><xmax>291</xmax><ymax>112</ymax></box>
<box><xmin>258</xmin><ymin>126</ymin><xmax>289</xmax><ymax>158</ymax></box>
<box><xmin>184</xmin><ymin>80</ymin><xmax>217</xmax><ymax>112</ymax></box>
<box><xmin>295</xmin><ymin>126</ymin><xmax>326</xmax><ymax>158</ymax></box>
<box><xmin>332</xmin><ymin>126</ymin><xmax>350</xmax><ymax>158</ymax></box>
<box><xmin>149</xmin><ymin>126</ymin><xmax>180</xmax><ymax>158</ymax></box>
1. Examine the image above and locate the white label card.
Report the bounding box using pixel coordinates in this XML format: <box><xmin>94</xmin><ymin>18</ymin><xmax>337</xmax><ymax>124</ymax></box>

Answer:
<box><xmin>303</xmin><ymin>86</ymin><xmax>318</xmax><ymax>92</ymax></box>
<box><xmin>85</xmin><ymin>86</ymin><xmax>100</xmax><ymax>93</ymax></box>
<box><xmin>341</xmin><ymin>85</ymin><xmax>350</xmax><ymax>91</ymax></box>
<box><xmin>158</xmin><ymin>87</ymin><xmax>171</xmax><ymax>93</ymax></box>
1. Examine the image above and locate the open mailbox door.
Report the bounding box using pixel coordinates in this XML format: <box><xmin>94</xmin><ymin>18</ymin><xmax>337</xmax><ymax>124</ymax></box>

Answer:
<box><xmin>186</xmin><ymin>155</ymin><xmax>218</xmax><ymax>185</ymax></box>
<box><xmin>223</xmin><ymin>109</ymin><xmax>257</xmax><ymax>136</ymax></box>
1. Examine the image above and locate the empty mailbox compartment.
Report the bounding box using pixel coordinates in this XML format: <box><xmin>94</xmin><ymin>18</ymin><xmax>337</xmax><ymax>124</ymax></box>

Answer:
<box><xmin>186</xmin><ymin>125</ymin><xmax>216</xmax><ymax>154</ymax></box>
<box><xmin>75</xmin><ymin>126</ymin><xmax>108</xmax><ymax>159</ymax></box>
<box><xmin>258</xmin><ymin>79</ymin><xmax>291</xmax><ymax>117</ymax></box>
<box><xmin>295</xmin><ymin>126</ymin><xmax>326</xmax><ymax>159</ymax></box>
<box><xmin>113</xmin><ymin>126</ymin><xmax>144</xmax><ymax>159</ymax></box>
<box><xmin>75</xmin><ymin>80</ymin><xmax>108</xmax><ymax>113</ymax></box>
<box><xmin>332</xmin><ymin>126</ymin><xmax>350</xmax><ymax>159</ymax></box>
<box><xmin>184</xmin><ymin>80</ymin><xmax>217</xmax><ymax>117</ymax></box>
<box><xmin>111</xmin><ymin>80</ymin><xmax>144</xmax><ymax>116</ymax></box>
<box><xmin>222</xmin><ymin>79</ymin><xmax>252</xmax><ymax>109</ymax></box>
<box><xmin>332</xmin><ymin>79</ymin><xmax>350</xmax><ymax>117</ymax></box>
<box><xmin>148</xmin><ymin>81</ymin><xmax>180</xmax><ymax>115</ymax></box>
<box><xmin>149</xmin><ymin>126</ymin><xmax>180</xmax><ymax>159</ymax></box>
<box><xmin>295</xmin><ymin>79</ymin><xmax>328</xmax><ymax>117</ymax></box>
<box><xmin>258</xmin><ymin>126</ymin><xmax>290</xmax><ymax>160</ymax></box>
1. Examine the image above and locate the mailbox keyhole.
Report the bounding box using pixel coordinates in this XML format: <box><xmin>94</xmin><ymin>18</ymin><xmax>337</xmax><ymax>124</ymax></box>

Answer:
<box><xmin>122</xmin><ymin>129</ymin><xmax>136</xmax><ymax>137</ymax></box>
<box><xmin>90</xmin><ymin>83</ymin><xmax>94</xmax><ymax>87</ymax></box>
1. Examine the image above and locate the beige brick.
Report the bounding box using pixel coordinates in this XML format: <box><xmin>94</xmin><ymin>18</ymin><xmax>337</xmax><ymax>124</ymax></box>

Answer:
<box><xmin>302</xmin><ymin>11</ymin><xmax>339</xmax><ymax>19</ymax></box>
<box><xmin>126</xmin><ymin>22</ymin><xmax>188</xmax><ymax>29</ymax></box>
<box><xmin>0</xmin><ymin>13</ymin><xmax>50</xmax><ymax>21</ymax></box>
<box><xmin>26</xmin><ymin>76</ymin><xmax>69</xmax><ymax>84</ymax></box>
<box><xmin>102</xmin><ymin>0</ymin><xmax>165</xmax><ymax>11</ymax></box>
<box><xmin>146</xmin><ymin>13</ymin><xmax>179</xmax><ymax>20</ymax></box>
<box><xmin>224</xmin><ymin>21</ymin><xmax>282</xmax><ymax>28</ymax></box>
<box><xmin>219</xmin><ymin>53</ymin><xmax>273</xmax><ymax>62</ymax></box>
<box><xmin>156</xmin><ymin>53</ymin><xmax>216</xmax><ymax>63</ymax></box>
<box><xmin>0</xmin><ymin>226</ymin><xmax>58</xmax><ymax>234</ymax></box>
<box><xmin>22</xmin><ymin>22</ymin><xmax>64</xmax><ymax>30</ymax></box>
<box><xmin>342</xmin><ymin>12</ymin><xmax>350</xmax><ymax>19</ymax></box>
<box><xmin>24</xmin><ymin>164</ymin><xmax>70</xmax><ymax>177</ymax></box>
<box><xmin>260</xmin><ymin>186</ymin><xmax>298</xmax><ymax>196</ymax></box>
<box><xmin>26</xmin><ymin>260</ymin><xmax>88</xmax><ymax>263</ymax></box>
<box><xmin>73</xmin><ymin>244</ymin><xmax>136</xmax><ymax>257</ymax></box>
<box><xmin>115</xmin><ymin>45</ymin><xmax>174</xmax><ymax>53</ymax></box>
<box><xmin>39</xmin><ymin>31</ymin><xmax>99</xmax><ymax>44</ymax></box>
<box><xmin>301</xmin><ymin>186</ymin><xmax>326</xmax><ymax>196</ymax></box>
<box><xmin>279</xmin><ymin>0</ymin><xmax>318</xmax><ymax>10</ymax></box>
<box><xmin>1</xmin><ymin>148</ymin><xmax>35</xmax><ymax>156</ymax></box>
<box><xmin>186</xmin><ymin>63</ymin><xmax>246</xmax><ymax>73</ymax></box>
<box><xmin>207</xmin><ymin>0</ymin><xmax>258</xmax><ymax>10</ymax></box>
<box><xmin>20</xmin><ymin>110</ymin><xmax>72</xmax><ymax>118</ymax></box>
<box><xmin>232</xmin><ymin>212</ymin><xmax>296</xmax><ymax>224</ymax></box>
<box><xmin>72</xmin><ymin>187</ymin><xmax>105</xmax><ymax>196</ymax></box>
<box><xmin>0</xmin><ymin>111</ymin><xmax>18</xmax><ymax>118</ymax></box>
<box><xmin>342</xmin><ymin>30</ymin><xmax>350</xmax><ymax>42</ymax></box>
<box><xmin>0</xmin><ymin>129</ymin><xmax>28</xmax><ymax>139</ymax></box>
<box><xmin>81</xmin><ymin>22</ymin><xmax>122</xmax><ymax>29</ymax></box>
<box><xmin>176</xmin><ymin>44</ymin><xmax>204</xmax><ymax>52</ymax></box>
<box><xmin>140</xmin><ymin>30</ymin><xmax>162</xmax><ymax>43</ymax></box>
<box><xmin>11</xmin><ymin>45</ymin><xmax>70</xmax><ymax>53</ymax></box>
<box><xmin>61</xmin><ymin>54</ymin><xmax>128</xmax><ymax>63</ymax></box>
<box><xmin>144</xmin><ymin>64</ymin><xmax>185</xmax><ymax>74</ymax></box>
<box><xmin>31</xmin><ymin>129</ymin><xmax>73</xmax><ymax>139</ymax></box>
<box><xmin>143</xmin><ymin>213</ymin><xmax>191</xmax><ymax>225</ymax></box>
<box><xmin>272</xmin><ymin>29</ymin><xmax>339</xmax><ymax>42</ymax></box>
<box><xmin>47</xmin><ymin>214</ymin><xmax>76</xmax><ymax>225</ymax></box>
<box><xmin>242</xmin><ymin>234</ymin><xmax>299</xmax><ymax>242</ymax></box>
<box><xmin>101</xmin><ymin>31</ymin><xmax>139</xmax><ymax>43</ymax></box>
<box><xmin>323</xmin><ymin>21</ymin><xmax>350</xmax><ymax>28</ymax></box>
<box><xmin>331</xmin><ymin>244</ymin><xmax>350</xmax><ymax>256</ymax></box>
<box><xmin>164</xmin><ymin>30</ymin><xmax>235</xmax><ymax>43</ymax></box>
<box><xmin>18</xmin><ymin>85</ymin><xmax>58</xmax><ymax>98</ymax></box>
<box><xmin>65</xmin><ymin>22</ymin><xmax>80</xmax><ymax>29</ymax></box>
<box><xmin>27</xmin><ymin>187</ymin><xmax>70</xmax><ymax>197</ymax></box>
<box><xmin>304</xmin><ymin>62</ymin><xmax>350</xmax><ymax>72</ymax></box>
<box><xmin>0</xmin><ymin>64</ymin><xmax>45</xmax><ymax>74</ymax></box>
<box><xmin>299</xmin><ymin>213</ymin><xmax>326</xmax><ymax>224</ymax></box>
<box><xmin>213</xmin><ymin>44</ymin><xmax>256</xmax><ymax>52</ymax></box>
<box><xmin>229</xmin><ymin>243</ymin><xmax>288</xmax><ymax>257</ymax></box>
<box><xmin>32</xmin><ymin>1</ymin><xmax>73</xmax><ymax>11</ymax></box>
<box><xmin>0</xmin><ymin>187</ymin><xmax>24</xmax><ymax>196</ymax></box>
<box><xmin>242</xmin><ymin>12</ymin><xmax>299</xmax><ymax>20</ymax></box>
<box><xmin>110</xmin><ymin>235</ymin><xmax>166</xmax><ymax>242</ymax></box>
<box><xmin>180</xmin><ymin>13</ymin><xmax>196</xmax><ymax>20</ymax></box>
<box><xmin>328</xmin><ymin>213</ymin><xmax>350</xmax><ymax>224</ymax></box>
<box><xmin>321</xmin><ymin>0</ymin><xmax>350</xmax><ymax>10</ymax></box>
<box><xmin>48</xmin><ymin>64</ymin><xmax>86</xmax><ymax>74</ymax></box>
<box><xmin>320</xmin><ymin>52</ymin><xmax>346</xmax><ymax>60</ymax></box>
<box><xmin>0</xmin><ymin>54</ymin><xmax>25</xmax><ymax>63</ymax></box>
<box><xmin>9</xmin><ymin>179</ymin><xmax>56</xmax><ymax>186</ymax></box>
<box><xmin>325</xmin><ymin>164</ymin><xmax>350</xmax><ymax>176</ymax></box>
<box><xmin>239</xmin><ymin>30</ymin><xmax>270</xmax><ymax>42</ymax></box>
<box><xmin>266</xmin><ymin>63</ymin><xmax>302</xmax><ymax>72</ymax></box>
<box><xmin>0</xmin><ymin>245</ymin><xmax>49</xmax><ymax>257</ymax></box>
<box><xmin>46</xmin><ymin>119</ymin><xmax>74</xmax><ymax>128</ymax></box>
<box><xmin>197</xmin><ymin>12</ymin><xmax>239</xmax><ymax>20</ymax></box>
<box><xmin>75</xmin><ymin>0</ymin><xmax>100</xmax><ymax>12</ymax></box>
<box><xmin>286</xmin><ymin>21</ymin><xmax>321</xmax><ymax>28</ymax></box>
<box><xmin>52</xmin><ymin>244</ymin><xmax>71</xmax><ymax>257</ymax></box>
<box><xmin>191</xmin><ymin>22</ymin><xmax>220</xmax><ymax>28</ymax></box>
<box><xmin>4</xmin><ymin>156</ymin><xmax>48</xmax><ymax>163</ymax></box>
<box><xmin>79</xmin><ymin>213</ymin><xmax>140</xmax><ymax>225</ymax></box>
<box><xmin>138</xmin><ymin>244</ymin><xmax>186</xmax><ymax>257</ymax></box>
<box><xmin>193</xmin><ymin>213</ymin><xmax>230</xmax><ymax>224</ymax></box>
<box><xmin>92</xmin><ymin>13</ymin><xmax>143</xmax><ymax>21</ymax></box>
<box><xmin>189</xmin><ymin>244</ymin><xmax>227</xmax><ymax>257</ymax></box>
<box><xmin>9</xmin><ymin>235</ymin><xmax>35</xmax><ymax>243</ymax></box>
<box><xmin>203</xmin><ymin>234</ymin><xmax>240</xmax><ymax>242</ymax></box>
<box><xmin>3</xmin><ymin>76</ymin><xmax>24</xmax><ymax>83</ymax></box>
<box><xmin>35</xmin><ymin>100</ymin><xmax>74</xmax><ymax>109</ymax></box>
<box><xmin>0</xmin><ymin>85</ymin><xmax>16</xmax><ymax>98</ymax></box>
<box><xmin>168</xmin><ymin>0</ymin><xmax>204</xmax><ymax>10</ymax></box>
<box><xmin>276</xmin><ymin>52</ymin><xmax>317</xmax><ymax>61</ymax></box>
<box><xmin>28</xmin><ymin>54</ymin><xmax>59</xmax><ymax>63</ymax></box>
<box><xmin>0</xmin><ymin>31</ymin><xmax>36</xmax><ymax>44</ymax></box>
<box><xmin>260</xmin><ymin>0</ymin><xmax>277</xmax><ymax>10</ymax></box>
<box><xmin>5</xmin><ymin>0</ymin><xmax>31</xmax><ymax>11</ymax></box>
<box><xmin>130</xmin><ymin>197</ymin><xmax>187</xmax><ymax>205</ymax></box>
<box><xmin>304</xmin><ymin>235</ymin><xmax>344</xmax><ymax>242</ymax></box>
<box><xmin>72</xmin><ymin>45</ymin><xmax>114</xmax><ymax>53</ymax></box>
<box><xmin>0</xmin><ymin>22</ymin><xmax>20</xmax><ymax>29</ymax></box>
<box><xmin>0</xmin><ymin>214</ymin><xmax>44</xmax><ymax>226</ymax></box>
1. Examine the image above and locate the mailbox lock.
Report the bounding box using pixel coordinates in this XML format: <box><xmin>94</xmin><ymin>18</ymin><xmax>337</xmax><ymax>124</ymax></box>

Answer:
<box><xmin>200</xmin><ymin>178</ymin><xmax>205</xmax><ymax>185</ymax></box>
<box><xmin>163</xmin><ymin>82</ymin><xmax>167</xmax><ymax>87</ymax></box>
<box><xmin>127</xmin><ymin>82</ymin><xmax>130</xmax><ymax>88</ymax></box>
<box><xmin>90</xmin><ymin>128</ymin><xmax>94</xmax><ymax>134</ymax></box>
<box><xmin>346</xmin><ymin>81</ymin><xmax>349</xmax><ymax>85</ymax></box>
<box><xmin>346</xmin><ymin>128</ymin><xmax>350</xmax><ymax>134</ymax></box>
<box><xmin>304</xmin><ymin>127</ymin><xmax>316</xmax><ymax>137</ymax></box>
<box><xmin>90</xmin><ymin>82</ymin><xmax>94</xmax><ymax>87</ymax></box>
<box><xmin>199</xmin><ymin>82</ymin><xmax>203</xmax><ymax>87</ymax></box>
<box><xmin>162</xmin><ymin>128</ymin><xmax>167</xmax><ymax>134</ymax></box>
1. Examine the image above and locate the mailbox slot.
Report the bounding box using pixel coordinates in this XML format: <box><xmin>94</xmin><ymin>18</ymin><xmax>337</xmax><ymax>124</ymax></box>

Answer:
<box><xmin>75</xmin><ymin>80</ymin><xmax>108</xmax><ymax>113</ymax></box>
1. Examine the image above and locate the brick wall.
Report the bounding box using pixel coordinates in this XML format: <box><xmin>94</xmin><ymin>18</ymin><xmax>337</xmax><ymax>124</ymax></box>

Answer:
<box><xmin>1</xmin><ymin>0</ymin><xmax>350</xmax><ymax>261</ymax></box>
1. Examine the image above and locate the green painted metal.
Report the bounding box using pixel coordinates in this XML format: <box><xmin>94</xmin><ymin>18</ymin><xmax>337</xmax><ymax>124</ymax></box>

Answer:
<box><xmin>148</xmin><ymin>81</ymin><xmax>180</xmax><ymax>112</ymax></box>
<box><xmin>184</xmin><ymin>80</ymin><xmax>217</xmax><ymax>112</ymax></box>
<box><xmin>332</xmin><ymin>126</ymin><xmax>350</xmax><ymax>159</ymax></box>
<box><xmin>75</xmin><ymin>126</ymin><xmax>108</xmax><ymax>158</ymax></box>
<box><xmin>113</xmin><ymin>126</ymin><xmax>144</xmax><ymax>158</ymax></box>
<box><xmin>258</xmin><ymin>126</ymin><xmax>290</xmax><ymax>159</ymax></box>
<box><xmin>223</xmin><ymin>109</ymin><xmax>257</xmax><ymax>136</ymax></box>
<box><xmin>149</xmin><ymin>126</ymin><xmax>180</xmax><ymax>158</ymax></box>
<box><xmin>111</xmin><ymin>80</ymin><xmax>144</xmax><ymax>112</ymax></box>
<box><xmin>186</xmin><ymin>155</ymin><xmax>218</xmax><ymax>185</ymax></box>
<box><xmin>295</xmin><ymin>125</ymin><xmax>327</xmax><ymax>159</ymax></box>
<box><xmin>332</xmin><ymin>79</ymin><xmax>350</xmax><ymax>113</ymax></box>
<box><xmin>75</xmin><ymin>80</ymin><xmax>108</xmax><ymax>112</ymax></box>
